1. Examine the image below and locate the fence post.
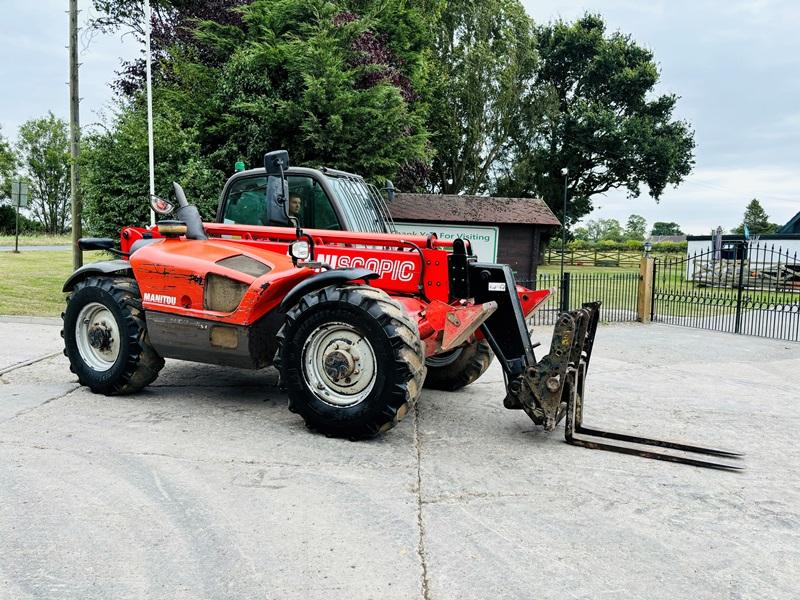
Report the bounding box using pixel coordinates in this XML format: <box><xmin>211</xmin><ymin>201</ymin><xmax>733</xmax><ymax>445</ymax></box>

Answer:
<box><xmin>637</xmin><ymin>255</ymin><xmax>655</xmax><ymax>323</ymax></box>
<box><xmin>734</xmin><ymin>243</ymin><xmax>746</xmax><ymax>334</ymax></box>
<box><xmin>560</xmin><ymin>271</ymin><xmax>571</xmax><ymax>312</ymax></box>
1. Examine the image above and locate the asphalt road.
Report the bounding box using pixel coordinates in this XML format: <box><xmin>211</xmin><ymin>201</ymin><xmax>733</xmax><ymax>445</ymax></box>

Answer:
<box><xmin>0</xmin><ymin>317</ymin><xmax>798</xmax><ymax>599</ymax></box>
<box><xmin>0</xmin><ymin>245</ymin><xmax>70</xmax><ymax>252</ymax></box>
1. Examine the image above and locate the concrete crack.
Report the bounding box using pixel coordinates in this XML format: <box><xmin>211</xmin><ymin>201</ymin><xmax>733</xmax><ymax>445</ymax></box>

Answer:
<box><xmin>0</xmin><ymin>385</ymin><xmax>80</xmax><ymax>425</ymax></box>
<box><xmin>413</xmin><ymin>404</ymin><xmax>431</xmax><ymax>600</ymax></box>
<box><xmin>0</xmin><ymin>352</ymin><xmax>61</xmax><ymax>377</ymax></box>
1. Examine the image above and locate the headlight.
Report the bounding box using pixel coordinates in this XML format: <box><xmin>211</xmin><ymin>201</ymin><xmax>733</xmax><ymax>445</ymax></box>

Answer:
<box><xmin>204</xmin><ymin>274</ymin><xmax>248</xmax><ymax>312</ymax></box>
<box><xmin>289</xmin><ymin>240</ymin><xmax>310</xmax><ymax>262</ymax></box>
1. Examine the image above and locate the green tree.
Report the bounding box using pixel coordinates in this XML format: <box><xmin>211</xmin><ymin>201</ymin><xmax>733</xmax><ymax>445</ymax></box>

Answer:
<box><xmin>731</xmin><ymin>199</ymin><xmax>779</xmax><ymax>235</ymax></box>
<box><xmin>651</xmin><ymin>221</ymin><xmax>683</xmax><ymax>236</ymax></box>
<box><xmin>82</xmin><ymin>101</ymin><xmax>224</xmax><ymax>239</ymax></box>
<box><xmin>575</xmin><ymin>217</ymin><xmax>623</xmax><ymax>242</ymax></box>
<box><xmin>199</xmin><ymin>0</ymin><xmax>431</xmax><ymax>181</ymax></box>
<box><xmin>90</xmin><ymin>0</ymin><xmax>432</xmax><ymax>182</ymax></box>
<box><xmin>0</xmin><ymin>127</ymin><xmax>15</xmax><ymax>200</ymax></box>
<box><xmin>426</xmin><ymin>0</ymin><xmax>542</xmax><ymax>194</ymax></box>
<box><xmin>16</xmin><ymin>114</ymin><xmax>71</xmax><ymax>234</ymax></box>
<box><xmin>496</xmin><ymin>14</ymin><xmax>695</xmax><ymax>225</ymax></box>
<box><xmin>624</xmin><ymin>214</ymin><xmax>647</xmax><ymax>240</ymax></box>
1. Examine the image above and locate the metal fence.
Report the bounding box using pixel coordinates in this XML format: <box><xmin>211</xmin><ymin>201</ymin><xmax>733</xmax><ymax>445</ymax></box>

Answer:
<box><xmin>520</xmin><ymin>271</ymin><xmax>641</xmax><ymax>325</ymax></box>
<box><xmin>652</xmin><ymin>241</ymin><xmax>800</xmax><ymax>342</ymax></box>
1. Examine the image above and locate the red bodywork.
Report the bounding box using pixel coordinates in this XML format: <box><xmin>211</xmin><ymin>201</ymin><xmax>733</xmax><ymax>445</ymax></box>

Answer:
<box><xmin>121</xmin><ymin>223</ymin><xmax>550</xmax><ymax>359</ymax></box>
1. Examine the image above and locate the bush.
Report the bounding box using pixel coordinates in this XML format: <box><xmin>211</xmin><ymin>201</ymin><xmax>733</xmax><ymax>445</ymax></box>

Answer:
<box><xmin>567</xmin><ymin>239</ymin><xmax>589</xmax><ymax>249</ymax></box>
<box><xmin>652</xmin><ymin>241</ymin><xmax>687</xmax><ymax>253</ymax></box>
<box><xmin>0</xmin><ymin>204</ymin><xmax>43</xmax><ymax>235</ymax></box>
<box><xmin>624</xmin><ymin>239</ymin><xmax>643</xmax><ymax>251</ymax></box>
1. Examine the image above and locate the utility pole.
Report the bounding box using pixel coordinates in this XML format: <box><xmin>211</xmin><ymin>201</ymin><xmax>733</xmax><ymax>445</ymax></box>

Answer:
<box><xmin>69</xmin><ymin>0</ymin><xmax>82</xmax><ymax>269</ymax></box>
<box><xmin>145</xmin><ymin>0</ymin><xmax>156</xmax><ymax>226</ymax></box>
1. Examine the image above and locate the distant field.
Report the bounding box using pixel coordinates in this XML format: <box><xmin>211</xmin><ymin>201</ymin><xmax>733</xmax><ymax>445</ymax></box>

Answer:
<box><xmin>0</xmin><ymin>234</ymin><xmax>72</xmax><ymax>246</ymax></box>
<box><xmin>0</xmin><ymin>250</ymin><xmax>103</xmax><ymax>316</ymax></box>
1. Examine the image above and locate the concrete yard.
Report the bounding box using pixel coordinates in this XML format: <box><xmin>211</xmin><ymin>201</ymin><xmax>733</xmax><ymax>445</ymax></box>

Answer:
<box><xmin>0</xmin><ymin>316</ymin><xmax>798</xmax><ymax>599</ymax></box>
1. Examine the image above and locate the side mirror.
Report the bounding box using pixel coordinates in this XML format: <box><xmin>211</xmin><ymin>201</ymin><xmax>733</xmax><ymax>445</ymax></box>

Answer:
<box><xmin>150</xmin><ymin>195</ymin><xmax>174</xmax><ymax>215</ymax></box>
<box><xmin>264</xmin><ymin>150</ymin><xmax>290</xmax><ymax>176</ymax></box>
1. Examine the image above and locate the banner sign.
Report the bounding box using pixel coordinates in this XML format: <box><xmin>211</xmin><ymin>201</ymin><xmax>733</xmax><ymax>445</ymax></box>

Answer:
<box><xmin>394</xmin><ymin>222</ymin><xmax>499</xmax><ymax>261</ymax></box>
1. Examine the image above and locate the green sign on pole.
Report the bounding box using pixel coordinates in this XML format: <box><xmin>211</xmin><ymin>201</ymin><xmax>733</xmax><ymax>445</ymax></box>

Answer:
<box><xmin>10</xmin><ymin>181</ymin><xmax>30</xmax><ymax>253</ymax></box>
<box><xmin>11</xmin><ymin>181</ymin><xmax>29</xmax><ymax>207</ymax></box>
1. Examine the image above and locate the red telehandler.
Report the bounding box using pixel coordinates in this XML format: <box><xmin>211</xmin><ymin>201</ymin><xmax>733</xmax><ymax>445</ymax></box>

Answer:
<box><xmin>62</xmin><ymin>151</ymin><xmax>742</xmax><ymax>469</ymax></box>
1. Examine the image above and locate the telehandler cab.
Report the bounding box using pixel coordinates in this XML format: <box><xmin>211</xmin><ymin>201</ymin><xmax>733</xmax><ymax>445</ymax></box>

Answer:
<box><xmin>62</xmin><ymin>150</ymin><xmax>742</xmax><ymax>469</ymax></box>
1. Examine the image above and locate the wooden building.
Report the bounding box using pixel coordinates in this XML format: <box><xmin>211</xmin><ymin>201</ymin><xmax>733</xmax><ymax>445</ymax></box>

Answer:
<box><xmin>389</xmin><ymin>193</ymin><xmax>560</xmax><ymax>283</ymax></box>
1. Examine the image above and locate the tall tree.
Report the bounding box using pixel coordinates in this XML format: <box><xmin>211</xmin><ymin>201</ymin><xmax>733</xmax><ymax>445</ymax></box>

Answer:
<box><xmin>497</xmin><ymin>14</ymin><xmax>695</xmax><ymax>225</ymax></box>
<box><xmin>425</xmin><ymin>0</ymin><xmax>542</xmax><ymax>194</ymax></box>
<box><xmin>82</xmin><ymin>100</ymin><xmax>223</xmax><ymax>239</ymax></box>
<box><xmin>651</xmin><ymin>221</ymin><xmax>683</xmax><ymax>236</ymax></box>
<box><xmin>624</xmin><ymin>214</ymin><xmax>647</xmax><ymax>240</ymax></box>
<box><xmin>81</xmin><ymin>0</ymin><xmax>433</xmax><ymax>237</ymax></box>
<box><xmin>574</xmin><ymin>218</ymin><xmax>623</xmax><ymax>242</ymax></box>
<box><xmin>731</xmin><ymin>198</ymin><xmax>779</xmax><ymax>235</ymax></box>
<box><xmin>162</xmin><ymin>0</ymin><xmax>431</xmax><ymax>180</ymax></box>
<box><xmin>89</xmin><ymin>0</ymin><xmax>252</xmax><ymax>96</ymax></box>
<box><xmin>16</xmin><ymin>114</ymin><xmax>71</xmax><ymax>234</ymax></box>
<box><xmin>0</xmin><ymin>127</ymin><xmax>15</xmax><ymax>200</ymax></box>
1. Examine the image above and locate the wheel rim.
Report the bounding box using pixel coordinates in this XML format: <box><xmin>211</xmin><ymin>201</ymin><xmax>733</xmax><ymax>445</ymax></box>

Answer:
<box><xmin>75</xmin><ymin>302</ymin><xmax>121</xmax><ymax>372</ymax></box>
<box><xmin>426</xmin><ymin>347</ymin><xmax>464</xmax><ymax>367</ymax></box>
<box><xmin>301</xmin><ymin>321</ymin><xmax>377</xmax><ymax>407</ymax></box>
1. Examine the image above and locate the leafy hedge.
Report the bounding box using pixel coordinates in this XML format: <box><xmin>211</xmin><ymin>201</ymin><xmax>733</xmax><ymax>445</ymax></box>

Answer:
<box><xmin>550</xmin><ymin>239</ymin><xmax>688</xmax><ymax>253</ymax></box>
<box><xmin>81</xmin><ymin>102</ymin><xmax>225</xmax><ymax>239</ymax></box>
<box><xmin>0</xmin><ymin>204</ymin><xmax>43</xmax><ymax>235</ymax></box>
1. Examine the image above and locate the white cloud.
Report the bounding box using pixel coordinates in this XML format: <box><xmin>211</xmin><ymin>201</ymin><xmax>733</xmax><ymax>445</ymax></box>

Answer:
<box><xmin>0</xmin><ymin>1</ymin><xmax>139</xmax><ymax>137</ymax></box>
<box><xmin>582</xmin><ymin>165</ymin><xmax>800</xmax><ymax>235</ymax></box>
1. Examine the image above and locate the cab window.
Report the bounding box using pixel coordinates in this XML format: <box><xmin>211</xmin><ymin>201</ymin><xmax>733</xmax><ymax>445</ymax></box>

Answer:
<box><xmin>288</xmin><ymin>176</ymin><xmax>341</xmax><ymax>230</ymax></box>
<box><xmin>223</xmin><ymin>176</ymin><xmax>268</xmax><ymax>225</ymax></box>
<box><xmin>222</xmin><ymin>175</ymin><xmax>341</xmax><ymax>230</ymax></box>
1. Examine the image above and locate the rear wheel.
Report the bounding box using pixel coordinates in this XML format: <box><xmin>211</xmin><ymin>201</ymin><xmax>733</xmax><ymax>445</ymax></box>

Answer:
<box><xmin>276</xmin><ymin>285</ymin><xmax>425</xmax><ymax>439</ymax></box>
<box><xmin>424</xmin><ymin>340</ymin><xmax>494</xmax><ymax>391</ymax></box>
<box><xmin>62</xmin><ymin>276</ymin><xmax>164</xmax><ymax>394</ymax></box>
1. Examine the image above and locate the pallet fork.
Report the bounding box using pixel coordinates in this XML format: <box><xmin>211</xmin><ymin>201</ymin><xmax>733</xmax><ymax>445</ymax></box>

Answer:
<box><xmin>450</xmin><ymin>242</ymin><xmax>743</xmax><ymax>471</ymax></box>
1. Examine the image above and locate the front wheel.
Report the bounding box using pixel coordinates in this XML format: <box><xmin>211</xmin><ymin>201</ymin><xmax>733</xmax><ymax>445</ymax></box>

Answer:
<box><xmin>62</xmin><ymin>276</ymin><xmax>164</xmax><ymax>394</ymax></box>
<box><xmin>276</xmin><ymin>285</ymin><xmax>426</xmax><ymax>439</ymax></box>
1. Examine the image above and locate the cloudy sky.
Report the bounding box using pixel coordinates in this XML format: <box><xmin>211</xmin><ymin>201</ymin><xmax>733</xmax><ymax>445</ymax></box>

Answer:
<box><xmin>1</xmin><ymin>0</ymin><xmax>798</xmax><ymax>234</ymax></box>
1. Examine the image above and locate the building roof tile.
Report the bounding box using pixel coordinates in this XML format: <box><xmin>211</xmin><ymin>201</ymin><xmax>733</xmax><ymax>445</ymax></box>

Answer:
<box><xmin>389</xmin><ymin>193</ymin><xmax>561</xmax><ymax>226</ymax></box>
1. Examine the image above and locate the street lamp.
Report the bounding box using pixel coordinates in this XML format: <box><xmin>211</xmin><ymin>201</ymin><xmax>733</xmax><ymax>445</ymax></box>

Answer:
<box><xmin>559</xmin><ymin>168</ymin><xmax>568</xmax><ymax>311</ymax></box>
<box><xmin>644</xmin><ymin>241</ymin><xmax>653</xmax><ymax>256</ymax></box>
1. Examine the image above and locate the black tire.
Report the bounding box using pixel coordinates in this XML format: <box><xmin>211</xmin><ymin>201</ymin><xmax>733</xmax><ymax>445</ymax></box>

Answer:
<box><xmin>62</xmin><ymin>276</ymin><xmax>164</xmax><ymax>394</ymax></box>
<box><xmin>423</xmin><ymin>340</ymin><xmax>494</xmax><ymax>391</ymax></box>
<box><xmin>276</xmin><ymin>284</ymin><xmax>426</xmax><ymax>439</ymax></box>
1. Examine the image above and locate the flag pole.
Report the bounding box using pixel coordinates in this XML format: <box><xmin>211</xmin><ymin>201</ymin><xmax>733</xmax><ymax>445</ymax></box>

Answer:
<box><xmin>145</xmin><ymin>0</ymin><xmax>155</xmax><ymax>226</ymax></box>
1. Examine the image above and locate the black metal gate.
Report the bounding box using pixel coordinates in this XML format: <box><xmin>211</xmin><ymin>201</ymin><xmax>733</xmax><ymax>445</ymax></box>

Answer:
<box><xmin>652</xmin><ymin>242</ymin><xmax>800</xmax><ymax>342</ymax></box>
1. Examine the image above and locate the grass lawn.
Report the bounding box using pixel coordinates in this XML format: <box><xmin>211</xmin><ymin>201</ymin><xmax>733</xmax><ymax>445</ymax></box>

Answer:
<box><xmin>0</xmin><ymin>234</ymin><xmax>72</xmax><ymax>246</ymax></box>
<box><xmin>0</xmin><ymin>250</ymin><xmax>104</xmax><ymax>316</ymax></box>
